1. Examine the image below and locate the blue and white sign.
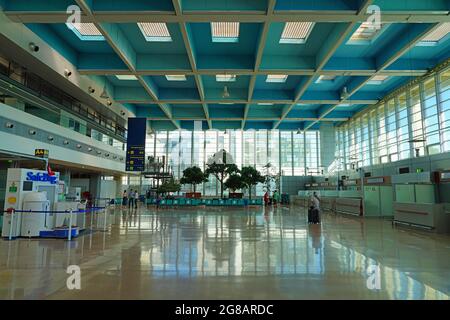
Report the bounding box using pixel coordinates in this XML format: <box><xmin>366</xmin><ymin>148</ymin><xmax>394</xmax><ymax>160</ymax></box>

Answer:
<box><xmin>26</xmin><ymin>172</ymin><xmax>58</xmax><ymax>184</ymax></box>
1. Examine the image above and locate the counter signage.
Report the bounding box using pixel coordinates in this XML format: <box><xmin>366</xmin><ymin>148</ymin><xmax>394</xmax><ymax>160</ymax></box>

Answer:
<box><xmin>35</xmin><ymin>149</ymin><xmax>49</xmax><ymax>158</ymax></box>
<box><xmin>367</xmin><ymin>177</ymin><xmax>384</xmax><ymax>184</ymax></box>
<box><xmin>9</xmin><ymin>182</ymin><xmax>17</xmax><ymax>193</ymax></box>
<box><xmin>441</xmin><ymin>172</ymin><xmax>450</xmax><ymax>180</ymax></box>
<box><xmin>26</xmin><ymin>172</ymin><xmax>58</xmax><ymax>184</ymax></box>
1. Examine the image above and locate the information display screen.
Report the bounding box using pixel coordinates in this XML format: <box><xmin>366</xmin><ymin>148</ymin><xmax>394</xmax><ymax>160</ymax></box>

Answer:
<box><xmin>125</xmin><ymin>118</ymin><xmax>146</xmax><ymax>172</ymax></box>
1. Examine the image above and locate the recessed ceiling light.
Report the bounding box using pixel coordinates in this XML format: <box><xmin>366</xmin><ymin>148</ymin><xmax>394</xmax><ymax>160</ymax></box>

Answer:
<box><xmin>280</xmin><ymin>22</ymin><xmax>315</xmax><ymax>44</ymax></box>
<box><xmin>257</xmin><ymin>103</ymin><xmax>274</xmax><ymax>106</ymax></box>
<box><xmin>67</xmin><ymin>23</ymin><xmax>105</xmax><ymax>41</ymax></box>
<box><xmin>419</xmin><ymin>22</ymin><xmax>450</xmax><ymax>45</ymax></box>
<box><xmin>138</xmin><ymin>23</ymin><xmax>172</xmax><ymax>42</ymax></box>
<box><xmin>116</xmin><ymin>75</ymin><xmax>137</xmax><ymax>81</ymax></box>
<box><xmin>211</xmin><ymin>22</ymin><xmax>239</xmax><ymax>43</ymax></box>
<box><xmin>216</xmin><ymin>74</ymin><xmax>236</xmax><ymax>82</ymax></box>
<box><xmin>165</xmin><ymin>75</ymin><xmax>187</xmax><ymax>81</ymax></box>
<box><xmin>266</xmin><ymin>75</ymin><xmax>288</xmax><ymax>83</ymax></box>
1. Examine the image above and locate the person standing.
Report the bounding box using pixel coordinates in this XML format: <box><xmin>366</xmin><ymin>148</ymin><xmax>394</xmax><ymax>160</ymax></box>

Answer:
<box><xmin>128</xmin><ymin>189</ymin><xmax>134</xmax><ymax>209</ymax></box>
<box><xmin>122</xmin><ymin>190</ymin><xmax>128</xmax><ymax>208</ymax></box>
<box><xmin>272</xmin><ymin>190</ymin><xmax>279</xmax><ymax>207</ymax></box>
<box><xmin>134</xmin><ymin>190</ymin><xmax>139</xmax><ymax>209</ymax></box>
<box><xmin>263</xmin><ymin>190</ymin><xmax>269</xmax><ymax>206</ymax></box>
<box><xmin>308</xmin><ymin>192</ymin><xmax>321</xmax><ymax>224</ymax></box>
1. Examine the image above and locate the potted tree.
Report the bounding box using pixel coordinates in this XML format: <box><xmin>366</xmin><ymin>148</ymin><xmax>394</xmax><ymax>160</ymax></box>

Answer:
<box><xmin>224</xmin><ymin>174</ymin><xmax>245</xmax><ymax>198</ymax></box>
<box><xmin>157</xmin><ymin>178</ymin><xmax>181</xmax><ymax>198</ymax></box>
<box><xmin>240</xmin><ymin>166</ymin><xmax>265</xmax><ymax>200</ymax></box>
<box><xmin>180</xmin><ymin>166</ymin><xmax>208</xmax><ymax>198</ymax></box>
<box><xmin>205</xmin><ymin>149</ymin><xmax>240</xmax><ymax>198</ymax></box>
<box><xmin>205</xmin><ymin>163</ymin><xmax>239</xmax><ymax>199</ymax></box>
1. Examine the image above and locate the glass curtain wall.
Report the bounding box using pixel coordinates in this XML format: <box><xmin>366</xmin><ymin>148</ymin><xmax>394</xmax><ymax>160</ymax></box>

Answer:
<box><xmin>143</xmin><ymin>129</ymin><xmax>321</xmax><ymax>196</ymax></box>
<box><xmin>335</xmin><ymin>65</ymin><xmax>450</xmax><ymax>170</ymax></box>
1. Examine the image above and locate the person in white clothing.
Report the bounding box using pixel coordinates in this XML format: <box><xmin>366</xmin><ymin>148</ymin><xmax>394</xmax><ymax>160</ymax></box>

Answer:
<box><xmin>310</xmin><ymin>192</ymin><xmax>320</xmax><ymax>210</ymax></box>
<box><xmin>134</xmin><ymin>190</ymin><xmax>139</xmax><ymax>209</ymax></box>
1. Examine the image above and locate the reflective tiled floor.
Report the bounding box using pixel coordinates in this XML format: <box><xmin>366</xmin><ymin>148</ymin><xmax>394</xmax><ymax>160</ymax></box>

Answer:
<box><xmin>0</xmin><ymin>206</ymin><xmax>449</xmax><ymax>299</ymax></box>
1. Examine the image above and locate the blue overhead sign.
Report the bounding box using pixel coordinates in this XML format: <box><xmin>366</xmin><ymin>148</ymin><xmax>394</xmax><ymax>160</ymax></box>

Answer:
<box><xmin>125</xmin><ymin>118</ymin><xmax>146</xmax><ymax>172</ymax></box>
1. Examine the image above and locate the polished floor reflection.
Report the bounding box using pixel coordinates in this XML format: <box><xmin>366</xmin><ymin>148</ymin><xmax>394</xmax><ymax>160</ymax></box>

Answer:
<box><xmin>0</xmin><ymin>206</ymin><xmax>449</xmax><ymax>300</ymax></box>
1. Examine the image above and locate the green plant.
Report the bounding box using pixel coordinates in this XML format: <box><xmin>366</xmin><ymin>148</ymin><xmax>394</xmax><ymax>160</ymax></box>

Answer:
<box><xmin>224</xmin><ymin>174</ymin><xmax>245</xmax><ymax>192</ymax></box>
<box><xmin>240</xmin><ymin>166</ymin><xmax>264</xmax><ymax>200</ymax></box>
<box><xmin>180</xmin><ymin>166</ymin><xmax>208</xmax><ymax>193</ymax></box>
<box><xmin>205</xmin><ymin>163</ymin><xmax>240</xmax><ymax>198</ymax></box>
<box><xmin>157</xmin><ymin>178</ymin><xmax>181</xmax><ymax>195</ymax></box>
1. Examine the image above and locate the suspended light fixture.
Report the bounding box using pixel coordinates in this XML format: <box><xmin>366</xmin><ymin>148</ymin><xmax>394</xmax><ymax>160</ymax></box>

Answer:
<box><xmin>222</xmin><ymin>85</ymin><xmax>230</xmax><ymax>98</ymax></box>
<box><xmin>340</xmin><ymin>86</ymin><xmax>349</xmax><ymax>100</ymax></box>
<box><xmin>100</xmin><ymin>85</ymin><xmax>109</xmax><ymax>99</ymax></box>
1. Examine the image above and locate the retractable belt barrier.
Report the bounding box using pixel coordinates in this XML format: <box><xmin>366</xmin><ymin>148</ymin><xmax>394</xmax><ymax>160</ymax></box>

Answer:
<box><xmin>1</xmin><ymin>206</ymin><xmax>110</xmax><ymax>241</ymax></box>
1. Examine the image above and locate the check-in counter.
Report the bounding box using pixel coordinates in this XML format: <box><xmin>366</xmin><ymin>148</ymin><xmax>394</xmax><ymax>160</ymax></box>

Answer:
<box><xmin>321</xmin><ymin>197</ymin><xmax>336</xmax><ymax>212</ymax></box>
<box><xmin>393</xmin><ymin>202</ymin><xmax>449</xmax><ymax>233</ymax></box>
<box><xmin>335</xmin><ymin>197</ymin><xmax>362</xmax><ymax>216</ymax></box>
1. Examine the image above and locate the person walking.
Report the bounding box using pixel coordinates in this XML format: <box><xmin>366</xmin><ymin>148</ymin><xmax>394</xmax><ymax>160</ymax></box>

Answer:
<box><xmin>134</xmin><ymin>190</ymin><xmax>139</xmax><ymax>209</ymax></box>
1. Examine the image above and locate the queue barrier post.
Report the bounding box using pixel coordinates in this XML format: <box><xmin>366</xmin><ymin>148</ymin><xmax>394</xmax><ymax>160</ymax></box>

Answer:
<box><xmin>103</xmin><ymin>207</ymin><xmax>107</xmax><ymax>232</ymax></box>
<box><xmin>9</xmin><ymin>209</ymin><xmax>15</xmax><ymax>241</ymax></box>
<box><xmin>68</xmin><ymin>209</ymin><xmax>73</xmax><ymax>241</ymax></box>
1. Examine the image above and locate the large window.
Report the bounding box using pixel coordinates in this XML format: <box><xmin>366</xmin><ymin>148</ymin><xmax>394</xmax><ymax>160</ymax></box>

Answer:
<box><xmin>439</xmin><ymin>70</ymin><xmax>450</xmax><ymax>151</ymax></box>
<box><xmin>137</xmin><ymin>129</ymin><xmax>321</xmax><ymax>196</ymax></box>
<box><xmin>280</xmin><ymin>132</ymin><xmax>293</xmax><ymax>175</ymax></box>
<box><xmin>335</xmin><ymin>65</ymin><xmax>450</xmax><ymax>167</ymax></box>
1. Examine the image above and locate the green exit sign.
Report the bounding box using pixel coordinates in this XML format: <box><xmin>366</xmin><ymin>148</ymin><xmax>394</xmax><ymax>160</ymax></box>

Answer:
<box><xmin>416</xmin><ymin>168</ymin><xmax>424</xmax><ymax>173</ymax></box>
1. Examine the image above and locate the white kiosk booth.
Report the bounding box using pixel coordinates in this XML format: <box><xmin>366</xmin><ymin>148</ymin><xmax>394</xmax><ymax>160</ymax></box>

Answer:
<box><xmin>2</xmin><ymin>168</ymin><xmax>60</xmax><ymax>238</ymax></box>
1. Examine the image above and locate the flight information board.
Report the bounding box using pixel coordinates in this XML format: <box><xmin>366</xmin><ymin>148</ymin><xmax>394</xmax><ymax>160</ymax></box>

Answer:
<box><xmin>125</xmin><ymin>118</ymin><xmax>146</xmax><ymax>172</ymax></box>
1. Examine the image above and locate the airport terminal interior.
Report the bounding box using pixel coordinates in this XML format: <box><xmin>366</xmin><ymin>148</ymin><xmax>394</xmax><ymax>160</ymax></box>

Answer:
<box><xmin>0</xmin><ymin>0</ymin><xmax>449</xmax><ymax>300</ymax></box>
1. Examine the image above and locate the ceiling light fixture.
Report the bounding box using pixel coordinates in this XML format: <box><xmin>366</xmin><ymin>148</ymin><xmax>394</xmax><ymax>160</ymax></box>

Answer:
<box><xmin>100</xmin><ymin>85</ymin><xmax>109</xmax><ymax>99</ymax></box>
<box><xmin>340</xmin><ymin>86</ymin><xmax>349</xmax><ymax>100</ymax></box>
<box><xmin>222</xmin><ymin>86</ymin><xmax>230</xmax><ymax>98</ymax></box>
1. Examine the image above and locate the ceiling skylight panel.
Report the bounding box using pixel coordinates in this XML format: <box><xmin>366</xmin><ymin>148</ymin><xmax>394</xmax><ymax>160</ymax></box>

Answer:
<box><xmin>280</xmin><ymin>22</ymin><xmax>315</xmax><ymax>44</ymax></box>
<box><xmin>266</xmin><ymin>75</ymin><xmax>288</xmax><ymax>83</ymax></box>
<box><xmin>316</xmin><ymin>75</ymin><xmax>336</xmax><ymax>83</ymax></box>
<box><xmin>367</xmin><ymin>75</ymin><xmax>389</xmax><ymax>85</ymax></box>
<box><xmin>67</xmin><ymin>23</ymin><xmax>104</xmax><ymax>40</ymax></box>
<box><xmin>420</xmin><ymin>23</ymin><xmax>450</xmax><ymax>44</ymax></box>
<box><xmin>348</xmin><ymin>22</ymin><xmax>385</xmax><ymax>43</ymax></box>
<box><xmin>138</xmin><ymin>23</ymin><xmax>172</xmax><ymax>42</ymax></box>
<box><xmin>211</xmin><ymin>22</ymin><xmax>239</xmax><ymax>43</ymax></box>
<box><xmin>116</xmin><ymin>75</ymin><xmax>138</xmax><ymax>81</ymax></box>
<box><xmin>165</xmin><ymin>75</ymin><xmax>187</xmax><ymax>81</ymax></box>
<box><xmin>216</xmin><ymin>74</ymin><xmax>237</xmax><ymax>82</ymax></box>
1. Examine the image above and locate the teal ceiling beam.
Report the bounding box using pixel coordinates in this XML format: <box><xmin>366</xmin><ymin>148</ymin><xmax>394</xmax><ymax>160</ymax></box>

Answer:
<box><xmin>304</xmin><ymin>22</ymin><xmax>443</xmax><ymax>131</ymax></box>
<box><xmin>174</xmin><ymin>0</ymin><xmax>212</xmax><ymax>128</ymax></box>
<box><xmin>243</xmin><ymin>0</ymin><xmax>276</xmax><ymax>129</ymax></box>
<box><xmin>6</xmin><ymin>9</ymin><xmax>450</xmax><ymax>24</ymax></box>
<box><xmin>274</xmin><ymin>0</ymin><xmax>374</xmax><ymax>129</ymax></box>
<box><xmin>376</xmin><ymin>23</ymin><xmax>440</xmax><ymax>70</ymax></box>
